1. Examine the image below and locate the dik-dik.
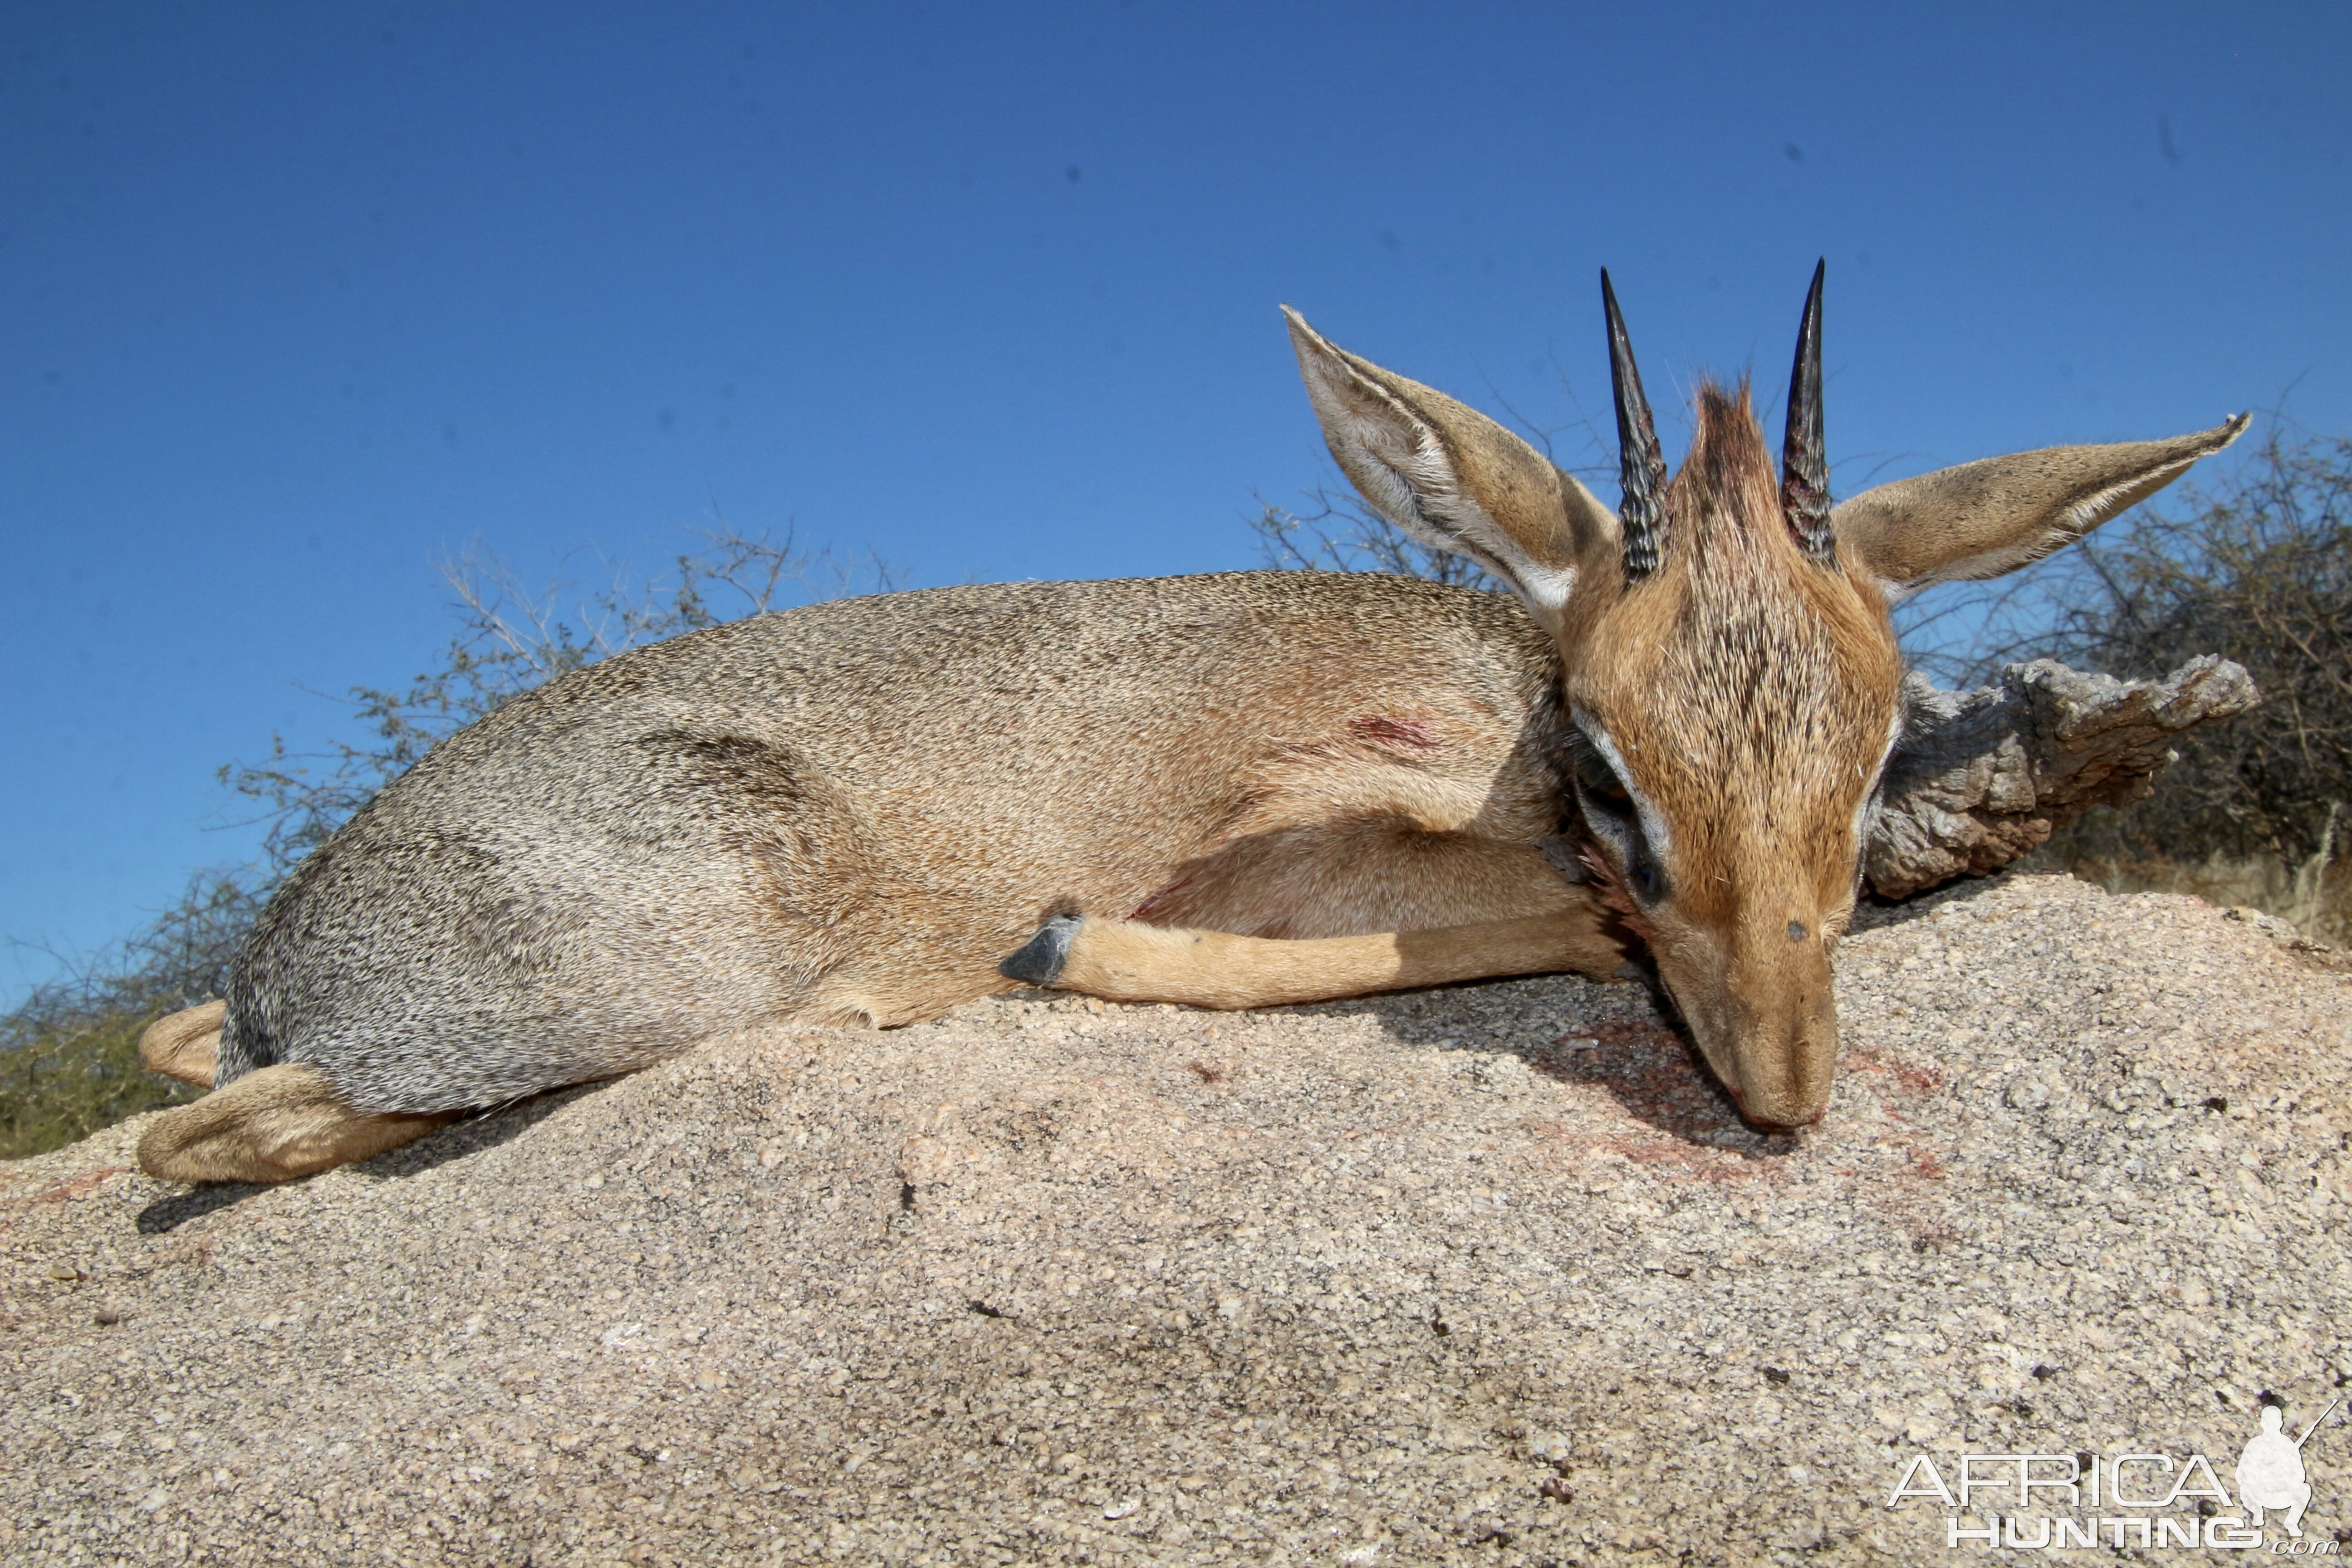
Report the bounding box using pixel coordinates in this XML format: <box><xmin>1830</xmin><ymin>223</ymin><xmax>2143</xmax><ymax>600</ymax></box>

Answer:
<box><xmin>135</xmin><ymin>266</ymin><xmax>2244</xmax><ymax>1181</ymax></box>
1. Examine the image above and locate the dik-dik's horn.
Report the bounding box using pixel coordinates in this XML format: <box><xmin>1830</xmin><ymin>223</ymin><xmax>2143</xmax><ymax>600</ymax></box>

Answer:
<box><xmin>1603</xmin><ymin>269</ymin><xmax>1669</xmax><ymax>583</ymax></box>
<box><xmin>1780</xmin><ymin>259</ymin><xmax>1834</xmax><ymax>565</ymax></box>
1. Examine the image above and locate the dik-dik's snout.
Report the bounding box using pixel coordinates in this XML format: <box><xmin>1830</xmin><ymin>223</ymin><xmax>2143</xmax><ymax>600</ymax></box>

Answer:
<box><xmin>1655</xmin><ymin>923</ymin><xmax>1841</xmax><ymax>1131</ymax></box>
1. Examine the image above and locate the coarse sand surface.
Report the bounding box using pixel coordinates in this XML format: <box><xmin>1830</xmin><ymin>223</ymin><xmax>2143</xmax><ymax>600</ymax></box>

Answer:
<box><xmin>5</xmin><ymin>874</ymin><xmax>2350</xmax><ymax>1565</ymax></box>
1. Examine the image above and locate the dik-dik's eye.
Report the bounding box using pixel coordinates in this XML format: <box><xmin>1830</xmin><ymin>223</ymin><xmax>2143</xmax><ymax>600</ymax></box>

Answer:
<box><xmin>1568</xmin><ymin>738</ymin><xmax>1635</xmax><ymax>820</ymax></box>
<box><xmin>1569</xmin><ymin>728</ymin><xmax>1671</xmax><ymax>904</ymax></box>
<box><xmin>1627</xmin><ymin>845</ymin><xmax>1663</xmax><ymax>901</ymax></box>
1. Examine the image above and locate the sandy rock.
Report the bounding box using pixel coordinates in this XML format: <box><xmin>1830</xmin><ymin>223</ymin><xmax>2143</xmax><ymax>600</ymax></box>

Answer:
<box><xmin>4</xmin><ymin>874</ymin><xmax>2348</xmax><ymax>1565</ymax></box>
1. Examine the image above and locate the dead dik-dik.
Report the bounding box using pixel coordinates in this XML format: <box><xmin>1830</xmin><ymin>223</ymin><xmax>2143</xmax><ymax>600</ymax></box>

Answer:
<box><xmin>136</xmin><ymin>265</ymin><xmax>2244</xmax><ymax>1181</ymax></box>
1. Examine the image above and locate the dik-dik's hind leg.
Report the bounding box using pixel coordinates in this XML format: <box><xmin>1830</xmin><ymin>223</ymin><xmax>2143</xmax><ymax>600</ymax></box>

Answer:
<box><xmin>137</xmin><ymin>1065</ymin><xmax>460</xmax><ymax>1184</ymax></box>
<box><xmin>1000</xmin><ymin>903</ymin><xmax>1629</xmax><ymax>1012</ymax></box>
<box><xmin>139</xmin><ymin>1000</ymin><xmax>227</xmax><ymax>1088</ymax></box>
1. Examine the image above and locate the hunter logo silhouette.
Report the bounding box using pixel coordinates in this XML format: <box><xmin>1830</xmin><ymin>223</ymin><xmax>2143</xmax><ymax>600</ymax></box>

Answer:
<box><xmin>2237</xmin><ymin>1398</ymin><xmax>2340</xmax><ymax>1539</ymax></box>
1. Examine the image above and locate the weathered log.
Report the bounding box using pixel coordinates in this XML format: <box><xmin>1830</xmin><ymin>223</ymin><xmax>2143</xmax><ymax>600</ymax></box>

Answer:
<box><xmin>1866</xmin><ymin>655</ymin><xmax>2260</xmax><ymax>900</ymax></box>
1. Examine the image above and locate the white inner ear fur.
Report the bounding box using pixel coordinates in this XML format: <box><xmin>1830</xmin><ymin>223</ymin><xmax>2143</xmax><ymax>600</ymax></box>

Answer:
<box><xmin>1298</xmin><ymin>352</ymin><xmax>1577</xmax><ymax>618</ymax></box>
<box><xmin>1872</xmin><ymin>454</ymin><xmax>2207</xmax><ymax>602</ymax></box>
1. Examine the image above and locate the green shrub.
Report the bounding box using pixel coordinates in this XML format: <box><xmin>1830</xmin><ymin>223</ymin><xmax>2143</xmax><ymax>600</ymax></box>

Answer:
<box><xmin>0</xmin><ymin>874</ymin><xmax>256</xmax><ymax>1159</ymax></box>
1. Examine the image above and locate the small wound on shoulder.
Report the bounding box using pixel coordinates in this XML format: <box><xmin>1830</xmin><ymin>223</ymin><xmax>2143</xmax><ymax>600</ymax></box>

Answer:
<box><xmin>1348</xmin><ymin>714</ymin><xmax>1442</xmax><ymax>753</ymax></box>
<box><xmin>1787</xmin><ymin>921</ymin><xmax>1808</xmax><ymax>942</ymax></box>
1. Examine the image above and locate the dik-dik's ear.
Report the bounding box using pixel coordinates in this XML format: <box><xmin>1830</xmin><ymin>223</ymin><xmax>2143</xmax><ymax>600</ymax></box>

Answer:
<box><xmin>1284</xmin><ymin>307</ymin><xmax>1619</xmax><ymax>626</ymax></box>
<box><xmin>1834</xmin><ymin>414</ymin><xmax>2250</xmax><ymax>598</ymax></box>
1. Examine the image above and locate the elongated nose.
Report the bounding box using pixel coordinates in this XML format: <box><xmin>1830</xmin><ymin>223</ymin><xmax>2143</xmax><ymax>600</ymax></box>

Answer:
<box><xmin>1722</xmin><ymin>939</ymin><xmax>1839</xmax><ymax>1129</ymax></box>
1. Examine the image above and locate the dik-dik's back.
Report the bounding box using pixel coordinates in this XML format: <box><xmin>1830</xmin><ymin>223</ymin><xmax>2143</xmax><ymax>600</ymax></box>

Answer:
<box><xmin>220</xmin><ymin>570</ymin><xmax>1566</xmax><ymax>1114</ymax></box>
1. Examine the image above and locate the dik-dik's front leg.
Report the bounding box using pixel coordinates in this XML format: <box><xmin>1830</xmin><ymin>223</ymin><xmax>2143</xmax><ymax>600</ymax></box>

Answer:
<box><xmin>998</xmin><ymin>901</ymin><xmax>1631</xmax><ymax>1012</ymax></box>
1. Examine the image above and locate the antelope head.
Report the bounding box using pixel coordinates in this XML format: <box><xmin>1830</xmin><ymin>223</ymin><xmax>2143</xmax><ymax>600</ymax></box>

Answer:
<box><xmin>1284</xmin><ymin>267</ymin><xmax>2245</xmax><ymax>1129</ymax></box>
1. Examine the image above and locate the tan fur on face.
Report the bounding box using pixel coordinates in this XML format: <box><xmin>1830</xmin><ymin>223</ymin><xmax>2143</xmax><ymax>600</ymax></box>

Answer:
<box><xmin>1561</xmin><ymin>382</ymin><xmax>1905</xmax><ymax>1125</ymax></box>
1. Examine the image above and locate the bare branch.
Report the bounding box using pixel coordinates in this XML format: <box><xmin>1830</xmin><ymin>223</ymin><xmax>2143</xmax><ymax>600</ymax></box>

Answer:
<box><xmin>1867</xmin><ymin>656</ymin><xmax>2262</xmax><ymax>899</ymax></box>
<box><xmin>1245</xmin><ymin>489</ymin><xmax>1502</xmax><ymax>591</ymax></box>
<box><xmin>221</xmin><ymin>524</ymin><xmax>897</xmax><ymax>880</ymax></box>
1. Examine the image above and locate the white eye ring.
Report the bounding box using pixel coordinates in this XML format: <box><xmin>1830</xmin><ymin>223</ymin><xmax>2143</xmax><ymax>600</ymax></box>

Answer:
<box><xmin>1568</xmin><ymin>709</ymin><xmax>1674</xmax><ymax>862</ymax></box>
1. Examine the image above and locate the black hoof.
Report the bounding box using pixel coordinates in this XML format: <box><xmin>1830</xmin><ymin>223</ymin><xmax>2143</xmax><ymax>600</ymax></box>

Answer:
<box><xmin>1000</xmin><ymin>915</ymin><xmax>1082</xmax><ymax>986</ymax></box>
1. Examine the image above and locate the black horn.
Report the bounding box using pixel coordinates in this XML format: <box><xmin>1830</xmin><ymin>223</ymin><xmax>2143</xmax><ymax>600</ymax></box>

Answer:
<box><xmin>1780</xmin><ymin>259</ymin><xmax>1834</xmax><ymax>565</ymax></box>
<box><xmin>1602</xmin><ymin>269</ymin><xmax>1669</xmax><ymax>582</ymax></box>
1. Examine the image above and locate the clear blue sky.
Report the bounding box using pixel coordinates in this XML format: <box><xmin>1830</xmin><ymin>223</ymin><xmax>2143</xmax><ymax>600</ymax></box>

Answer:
<box><xmin>5</xmin><ymin>2</ymin><xmax>2348</xmax><ymax>1000</ymax></box>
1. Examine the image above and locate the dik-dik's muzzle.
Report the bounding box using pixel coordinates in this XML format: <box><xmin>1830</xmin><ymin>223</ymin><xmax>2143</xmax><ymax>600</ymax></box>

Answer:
<box><xmin>1660</xmin><ymin>931</ymin><xmax>1841</xmax><ymax>1131</ymax></box>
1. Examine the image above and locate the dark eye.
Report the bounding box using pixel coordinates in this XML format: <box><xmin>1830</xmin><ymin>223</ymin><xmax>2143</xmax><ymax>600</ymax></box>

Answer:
<box><xmin>1629</xmin><ymin>852</ymin><xmax>1662</xmax><ymax>901</ymax></box>
<box><xmin>1569</xmin><ymin>729</ymin><xmax>1671</xmax><ymax>903</ymax></box>
<box><xmin>1569</xmin><ymin>739</ymin><xmax>1634</xmax><ymax>819</ymax></box>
